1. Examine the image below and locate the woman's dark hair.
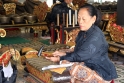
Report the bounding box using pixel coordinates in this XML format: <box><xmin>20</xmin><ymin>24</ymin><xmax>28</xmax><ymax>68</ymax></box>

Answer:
<box><xmin>78</xmin><ymin>3</ymin><xmax>102</xmax><ymax>26</ymax></box>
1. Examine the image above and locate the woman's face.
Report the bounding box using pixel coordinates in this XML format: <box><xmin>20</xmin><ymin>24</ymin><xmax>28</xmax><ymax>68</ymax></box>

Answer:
<box><xmin>65</xmin><ymin>0</ymin><xmax>72</xmax><ymax>4</ymax></box>
<box><xmin>78</xmin><ymin>8</ymin><xmax>96</xmax><ymax>31</ymax></box>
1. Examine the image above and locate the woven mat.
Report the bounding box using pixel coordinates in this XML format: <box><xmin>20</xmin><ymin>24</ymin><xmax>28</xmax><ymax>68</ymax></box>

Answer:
<box><xmin>0</xmin><ymin>36</ymin><xmax>30</xmax><ymax>45</ymax></box>
<box><xmin>39</xmin><ymin>39</ymin><xmax>50</xmax><ymax>45</ymax></box>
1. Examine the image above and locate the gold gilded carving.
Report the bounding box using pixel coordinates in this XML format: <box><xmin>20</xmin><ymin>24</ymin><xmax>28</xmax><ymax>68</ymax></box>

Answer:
<box><xmin>108</xmin><ymin>13</ymin><xmax>123</xmax><ymax>43</ymax></box>
<box><xmin>109</xmin><ymin>46</ymin><xmax>119</xmax><ymax>52</ymax></box>
<box><xmin>33</xmin><ymin>2</ymin><xmax>48</xmax><ymax>22</ymax></box>
<box><xmin>62</xmin><ymin>28</ymin><xmax>79</xmax><ymax>46</ymax></box>
<box><xmin>0</xmin><ymin>47</ymin><xmax>20</xmax><ymax>66</ymax></box>
<box><xmin>109</xmin><ymin>24</ymin><xmax>124</xmax><ymax>43</ymax></box>
<box><xmin>67</xmin><ymin>3</ymin><xmax>77</xmax><ymax>10</ymax></box>
<box><xmin>106</xmin><ymin>20</ymin><xmax>112</xmax><ymax>32</ymax></box>
<box><xmin>3</xmin><ymin>3</ymin><xmax>16</xmax><ymax>15</ymax></box>
<box><xmin>10</xmin><ymin>49</ymin><xmax>20</xmax><ymax>61</ymax></box>
<box><xmin>64</xmin><ymin>30</ymin><xmax>69</xmax><ymax>44</ymax></box>
<box><xmin>120</xmin><ymin>49</ymin><xmax>124</xmax><ymax>55</ymax></box>
<box><xmin>104</xmin><ymin>13</ymin><xmax>116</xmax><ymax>31</ymax></box>
<box><xmin>106</xmin><ymin>19</ymin><xmax>116</xmax><ymax>32</ymax></box>
<box><xmin>0</xmin><ymin>28</ymin><xmax>6</xmax><ymax>37</ymax></box>
<box><xmin>55</xmin><ymin>29</ymin><xmax>60</xmax><ymax>44</ymax></box>
<box><xmin>68</xmin><ymin>28</ymin><xmax>80</xmax><ymax>42</ymax></box>
<box><xmin>102</xmin><ymin>13</ymin><xmax>110</xmax><ymax>20</ymax></box>
<box><xmin>32</xmin><ymin>23</ymin><xmax>49</xmax><ymax>34</ymax></box>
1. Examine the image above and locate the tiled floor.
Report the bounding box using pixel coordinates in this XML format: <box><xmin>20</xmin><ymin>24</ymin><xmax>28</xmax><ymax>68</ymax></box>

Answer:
<box><xmin>114</xmin><ymin>64</ymin><xmax>124</xmax><ymax>83</ymax></box>
<box><xmin>109</xmin><ymin>53</ymin><xmax>124</xmax><ymax>83</ymax></box>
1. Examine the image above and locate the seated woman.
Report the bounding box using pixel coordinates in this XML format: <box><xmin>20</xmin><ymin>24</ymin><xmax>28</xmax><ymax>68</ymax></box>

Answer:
<box><xmin>45</xmin><ymin>4</ymin><xmax>118</xmax><ymax>83</ymax></box>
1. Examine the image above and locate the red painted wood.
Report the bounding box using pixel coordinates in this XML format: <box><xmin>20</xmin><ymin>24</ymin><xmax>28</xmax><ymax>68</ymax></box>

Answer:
<box><xmin>110</xmin><ymin>80</ymin><xmax>114</xmax><ymax>83</ymax></box>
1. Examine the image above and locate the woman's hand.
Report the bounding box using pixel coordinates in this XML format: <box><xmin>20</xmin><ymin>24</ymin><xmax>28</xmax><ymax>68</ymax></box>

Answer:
<box><xmin>45</xmin><ymin>56</ymin><xmax>60</xmax><ymax>62</ymax></box>
<box><xmin>45</xmin><ymin>51</ymin><xmax>66</xmax><ymax>62</ymax></box>
<box><xmin>60</xmin><ymin>60</ymin><xmax>70</xmax><ymax>64</ymax></box>
<box><xmin>52</xmin><ymin>51</ymin><xmax>66</xmax><ymax>57</ymax></box>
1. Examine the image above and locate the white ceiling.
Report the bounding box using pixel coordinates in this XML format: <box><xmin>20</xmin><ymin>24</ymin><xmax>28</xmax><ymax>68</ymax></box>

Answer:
<box><xmin>18</xmin><ymin>0</ymin><xmax>53</xmax><ymax>7</ymax></box>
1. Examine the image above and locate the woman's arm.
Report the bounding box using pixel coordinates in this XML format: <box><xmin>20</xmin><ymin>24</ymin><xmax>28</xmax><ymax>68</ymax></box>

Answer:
<box><xmin>60</xmin><ymin>33</ymin><xmax>108</xmax><ymax>62</ymax></box>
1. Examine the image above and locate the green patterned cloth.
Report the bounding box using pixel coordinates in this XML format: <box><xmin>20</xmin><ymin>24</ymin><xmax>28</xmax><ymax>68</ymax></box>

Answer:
<box><xmin>0</xmin><ymin>37</ymin><xmax>30</xmax><ymax>45</ymax></box>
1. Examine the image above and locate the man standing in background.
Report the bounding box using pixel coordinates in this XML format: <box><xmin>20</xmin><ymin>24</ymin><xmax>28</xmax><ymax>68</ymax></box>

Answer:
<box><xmin>46</xmin><ymin>0</ymin><xmax>74</xmax><ymax>41</ymax></box>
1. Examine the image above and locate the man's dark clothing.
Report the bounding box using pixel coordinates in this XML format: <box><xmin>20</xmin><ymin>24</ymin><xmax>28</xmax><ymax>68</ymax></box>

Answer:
<box><xmin>48</xmin><ymin>2</ymin><xmax>74</xmax><ymax>25</ymax></box>
<box><xmin>47</xmin><ymin>2</ymin><xmax>74</xmax><ymax>38</ymax></box>
<box><xmin>23</xmin><ymin>0</ymin><xmax>41</xmax><ymax>14</ymax></box>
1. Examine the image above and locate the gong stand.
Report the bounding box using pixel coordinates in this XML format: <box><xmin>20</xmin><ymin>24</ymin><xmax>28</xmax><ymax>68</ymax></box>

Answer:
<box><xmin>0</xmin><ymin>28</ymin><xmax>6</xmax><ymax>48</ymax></box>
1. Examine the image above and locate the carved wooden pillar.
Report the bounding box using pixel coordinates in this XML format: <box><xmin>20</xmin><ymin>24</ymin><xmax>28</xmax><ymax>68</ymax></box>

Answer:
<box><xmin>59</xmin><ymin>24</ymin><xmax>64</xmax><ymax>44</ymax></box>
<box><xmin>50</xmin><ymin>23</ymin><xmax>55</xmax><ymax>44</ymax></box>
